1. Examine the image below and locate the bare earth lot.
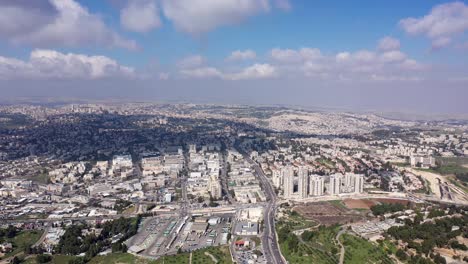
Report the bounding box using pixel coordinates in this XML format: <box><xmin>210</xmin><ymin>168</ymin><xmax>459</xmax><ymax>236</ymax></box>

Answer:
<box><xmin>372</xmin><ymin>198</ymin><xmax>410</xmax><ymax>205</ymax></box>
<box><xmin>343</xmin><ymin>199</ymin><xmax>377</xmax><ymax>209</ymax></box>
<box><xmin>294</xmin><ymin>201</ymin><xmax>365</xmax><ymax>225</ymax></box>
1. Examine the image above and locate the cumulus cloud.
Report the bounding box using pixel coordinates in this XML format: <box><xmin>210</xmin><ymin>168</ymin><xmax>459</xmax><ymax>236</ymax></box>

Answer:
<box><xmin>177</xmin><ymin>55</ymin><xmax>205</xmax><ymax>69</ymax></box>
<box><xmin>378</xmin><ymin>37</ymin><xmax>401</xmax><ymax>51</ymax></box>
<box><xmin>0</xmin><ymin>0</ymin><xmax>137</xmax><ymax>50</ymax></box>
<box><xmin>225</xmin><ymin>63</ymin><xmax>276</xmax><ymax>80</ymax></box>
<box><xmin>180</xmin><ymin>63</ymin><xmax>276</xmax><ymax>80</ymax></box>
<box><xmin>271</xmin><ymin>48</ymin><xmax>322</xmax><ymax>63</ymax></box>
<box><xmin>380</xmin><ymin>50</ymin><xmax>407</xmax><ymax>63</ymax></box>
<box><xmin>121</xmin><ymin>0</ymin><xmax>161</xmax><ymax>33</ymax></box>
<box><xmin>0</xmin><ymin>49</ymin><xmax>134</xmax><ymax>80</ymax></box>
<box><xmin>161</xmin><ymin>0</ymin><xmax>271</xmax><ymax>34</ymax></box>
<box><xmin>174</xmin><ymin>39</ymin><xmax>425</xmax><ymax>82</ymax></box>
<box><xmin>0</xmin><ymin>1</ymin><xmax>57</xmax><ymax>37</ymax></box>
<box><xmin>265</xmin><ymin>45</ymin><xmax>424</xmax><ymax>81</ymax></box>
<box><xmin>226</xmin><ymin>50</ymin><xmax>257</xmax><ymax>61</ymax></box>
<box><xmin>399</xmin><ymin>1</ymin><xmax>468</xmax><ymax>49</ymax></box>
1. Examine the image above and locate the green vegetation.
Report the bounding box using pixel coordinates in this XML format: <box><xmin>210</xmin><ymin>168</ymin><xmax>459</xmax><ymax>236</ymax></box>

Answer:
<box><xmin>153</xmin><ymin>246</ymin><xmax>232</xmax><ymax>264</ymax></box>
<box><xmin>0</xmin><ymin>227</ymin><xmax>43</xmax><ymax>260</ymax></box>
<box><xmin>329</xmin><ymin>200</ymin><xmax>346</xmax><ymax>209</ymax></box>
<box><xmin>276</xmin><ymin>220</ymin><xmax>339</xmax><ymax>264</ymax></box>
<box><xmin>153</xmin><ymin>254</ymin><xmax>189</xmax><ymax>264</ymax></box>
<box><xmin>391</xmin><ymin>162</ymin><xmax>410</xmax><ymax>167</ymax></box>
<box><xmin>192</xmin><ymin>246</ymin><xmax>232</xmax><ymax>264</ymax></box>
<box><xmin>370</xmin><ymin>203</ymin><xmax>406</xmax><ymax>216</ymax></box>
<box><xmin>114</xmin><ymin>199</ymin><xmax>133</xmax><ymax>212</ymax></box>
<box><xmin>419</xmin><ymin>157</ymin><xmax>468</xmax><ymax>186</ymax></box>
<box><xmin>36</xmin><ymin>254</ymin><xmax>52</xmax><ymax>263</ymax></box>
<box><xmin>340</xmin><ymin>234</ymin><xmax>394</xmax><ymax>264</ymax></box>
<box><xmin>26</xmin><ymin>170</ymin><xmax>50</xmax><ymax>184</ymax></box>
<box><xmin>386</xmin><ymin>210</ymin><xmax>467</xmax><ymax>261</ymax></box>
<box><xmin>55</xmin><ymin>216</ymin><xmax>140</xmax><ymax>262</ymax></box>
<box><xmin>278</xmin><ymin>210</ymin><xmax>317</xmax><ymax>231</ymax></box>
<box><xmin>316</xmin><ymin>157</ymin><xmax>336</xmax><ymax>169</ymax></box>
<box><xmin>448</xmin><ymin>177</ymin><xmax>468</xmax><ymax>193</ymax></box>
<box><xmin>89</xmin><ymin>253</ymin><xmax>151</xmax><ymax>264</ymax></box>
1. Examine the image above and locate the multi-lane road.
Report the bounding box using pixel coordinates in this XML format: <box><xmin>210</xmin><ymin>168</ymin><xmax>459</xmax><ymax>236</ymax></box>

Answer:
<box><xmin>239</xmin><ymin>149</ymin><xmax>286</xmax><ymax>264</ymax></box>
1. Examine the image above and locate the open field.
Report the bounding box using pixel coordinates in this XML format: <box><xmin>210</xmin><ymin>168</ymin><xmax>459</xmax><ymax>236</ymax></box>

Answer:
<box><xmin>340</xmin><ymin>234</ymin><xmax>394</xmax><ymax>264</ymax></box>
<box><xmin>192</xmin><ymin>246</ymin><xmax>232</xmax><ymax>264</ymax></box>
<box><xmin>90</xmin><ymin>253</ymin><xmax>156</xmax><ymax>264</ymax></box>
<box><xmin>343</xmin><ymin>199</ymin><xmax>377</xmax><ymax>209</ymax></box>
<box><xmin>294</xmin><ymin>201</ymin><xmax>365</xmax><ymax>226</ymax></box>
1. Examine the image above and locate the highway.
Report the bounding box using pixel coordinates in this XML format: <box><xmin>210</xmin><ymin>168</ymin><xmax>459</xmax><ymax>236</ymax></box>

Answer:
<box><xmin>239</xmin><ymin>148</ymin><xmax>286</xmax><ymax>264</ymax></box>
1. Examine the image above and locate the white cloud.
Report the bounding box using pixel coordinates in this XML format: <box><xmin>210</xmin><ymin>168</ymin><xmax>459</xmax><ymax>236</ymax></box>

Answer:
<box><xmin>432</xmin><ymin>37</ymin><xmax>452</xmax><ymax>49</ymax></box>
<box><xmin>264</xmin><ymin>45</ymin><xmax>425</xmax><ymax>81</ymax></box>
<box><xmin>380</xmin><ymin>50</ymin><xmax>407</xmax><ymax>63</ymax></box>
<box><xmin>0</xmin><ymin>1</ymin><xmax>56</xmax><ymax>38</ymax></box>
<box><xmin>226</xmin><ymin>50</ymin><xmax>257</xmax><ymax>61</ymax></box>
<box><xmin>121</xmin><ymin>0</ymin><xmax>161</xmax><ymax>33</ymax></box>
<box><xmin>177</xmin><ymin>55</ymin><xmax>205</xmax><ymax>69</ymax></box>
<box><xmin>352</xmin><ymin>50</ymin><xmax>377</xmax><ymax>62</ymax></box>
<box><xmin>3</xmin><ymin>0</ymin><xmax>138</xmax><ymax>50</ymax></box>
<box><xmin>161</xmin><ymin>0</ymin><xmax>270</xmax><ymax>34</ymax></box>
<box><xmin>226</xmin><ymin>63</ymin><xmax>276</xmax><ymax>80</ymax></box>
<box><xmin>335</xmin><ymin>52</ymin><xmax>351</xmax><ymax>62</ymax></box>
<box><xmin>271</xmin><ymin>48</ymin><xmax>322</xmax><ymax>62</ymax></box>
<box><xmin>400</xmin><ymin>59</ymin><xmax>425</xmax><ymax>71</ymax></box>
<box><xmin>180</xmin><ymin>63</ymin><xmax>276</xmax><ymax>80</ymax></box>
<box><xmin>181</xmin><ymin>67</ymin><xmax>223</xmax><ymax>79</ymax></box>
<box><xmin>378</xmin><ymin>37</ymin><xmax>401</xmax><ymax>51</ymax></box>
<box><xmin>400</xmin><ymin>1</ymin><xmax>468</xmax><ymax>49</ymax></box>
<box><xmin>0</xmin><ymin>49</ymin><xmax>134</xmax><ymax>80</ymax></box>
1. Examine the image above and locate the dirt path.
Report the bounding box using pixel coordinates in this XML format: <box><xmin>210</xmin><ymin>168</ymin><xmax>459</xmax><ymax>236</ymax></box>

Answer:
<box><xmin>335</xmin><ymin>229</ymin><xmax>346</xmax><ymax>264</ymax></box>
<box><xmin>204</xmin><ymin>251</ymin><xmax>218</xmax><ymax>263</ymax></box>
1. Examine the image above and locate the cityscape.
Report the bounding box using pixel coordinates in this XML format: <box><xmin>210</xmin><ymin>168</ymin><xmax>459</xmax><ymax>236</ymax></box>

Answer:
<box><xmin>1</xmin><ymin>1</ymin><xmax>468</xmax><ymax>264</ymax></box>
<box><xmin>0</xmin><ymin>103</ymin><xmax>467</xmax><ymax>264</ymax></box>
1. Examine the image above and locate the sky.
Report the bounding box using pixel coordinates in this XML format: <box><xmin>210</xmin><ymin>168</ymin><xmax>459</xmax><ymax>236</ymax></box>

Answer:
<box><xmin>0</xmin><ymin>0</ymin><xmax>468</xmax><ymax>114</ymax></box>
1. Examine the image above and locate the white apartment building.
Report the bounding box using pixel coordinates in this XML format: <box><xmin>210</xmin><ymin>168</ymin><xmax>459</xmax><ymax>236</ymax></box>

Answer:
<box><xmin>298</xmin><ymin>167</ymin><xmax>309</xmax><ymax>198</ymax></box>
<box><xmin>329</xmin><ymin>174</ymin><xmax>342</xmax><ymax>195</ymax></box>
<box><xmin>282</xmin><ymin>165</ymin><xmax>294</xmax><ymax>198</ymax></box>
<box><xmin>309</xmin><ymin>175</ymin><xmax>324</xmax><ymax>196</ymax></box>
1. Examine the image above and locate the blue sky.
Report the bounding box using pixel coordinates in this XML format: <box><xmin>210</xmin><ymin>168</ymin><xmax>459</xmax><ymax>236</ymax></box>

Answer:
<box><xmin>0</xmin><ymin>0</ymin><xmax>467</xmax><ymax>113</ymax></box>
<box><xmin>70</xmin><ymin>0</ymin><xmax>467</xmax><ymax>66</ymax></box>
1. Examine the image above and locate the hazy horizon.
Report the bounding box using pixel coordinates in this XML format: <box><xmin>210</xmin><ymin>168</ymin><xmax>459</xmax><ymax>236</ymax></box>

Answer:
<box><xmin>1</xmin><ymin>0</ymin><xmax>468</xmax><ymax>114</ymax></box>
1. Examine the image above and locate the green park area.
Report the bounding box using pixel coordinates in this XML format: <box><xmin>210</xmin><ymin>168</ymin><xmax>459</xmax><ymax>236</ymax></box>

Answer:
<box><xmin>340</xmin><ymin>234</ymin><xmax>394</xmax><ymax>264</ymax></box>
<box><xmin>0</xmin><ymin>229</ymin><xmax>43</xmax><ymax>261</ymax></box>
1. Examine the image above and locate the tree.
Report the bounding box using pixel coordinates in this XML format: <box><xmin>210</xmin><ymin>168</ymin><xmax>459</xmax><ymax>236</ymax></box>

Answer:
<box><xmin>11</xmin><ymin>257</ymin><xmax>21</xmax><ymax>264</ymax></box>
<box><xmin>6</xmin><ymin>225</ymin><xmax>18</xmax><ymax>238</ymax></box>
<box><xmin>68</xmin><ymin>257</ymin><xmax>86</xmax><ymax>264</ymax></box>
<box><xmin>36</xmin><ymin>254</ymin><xmax>52</xmax><ymax>263</ymax></box>
<box><xmin>396</xmin><ymin>249</ymin><xmax>408</xmax><ymax>260</ymax></box>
